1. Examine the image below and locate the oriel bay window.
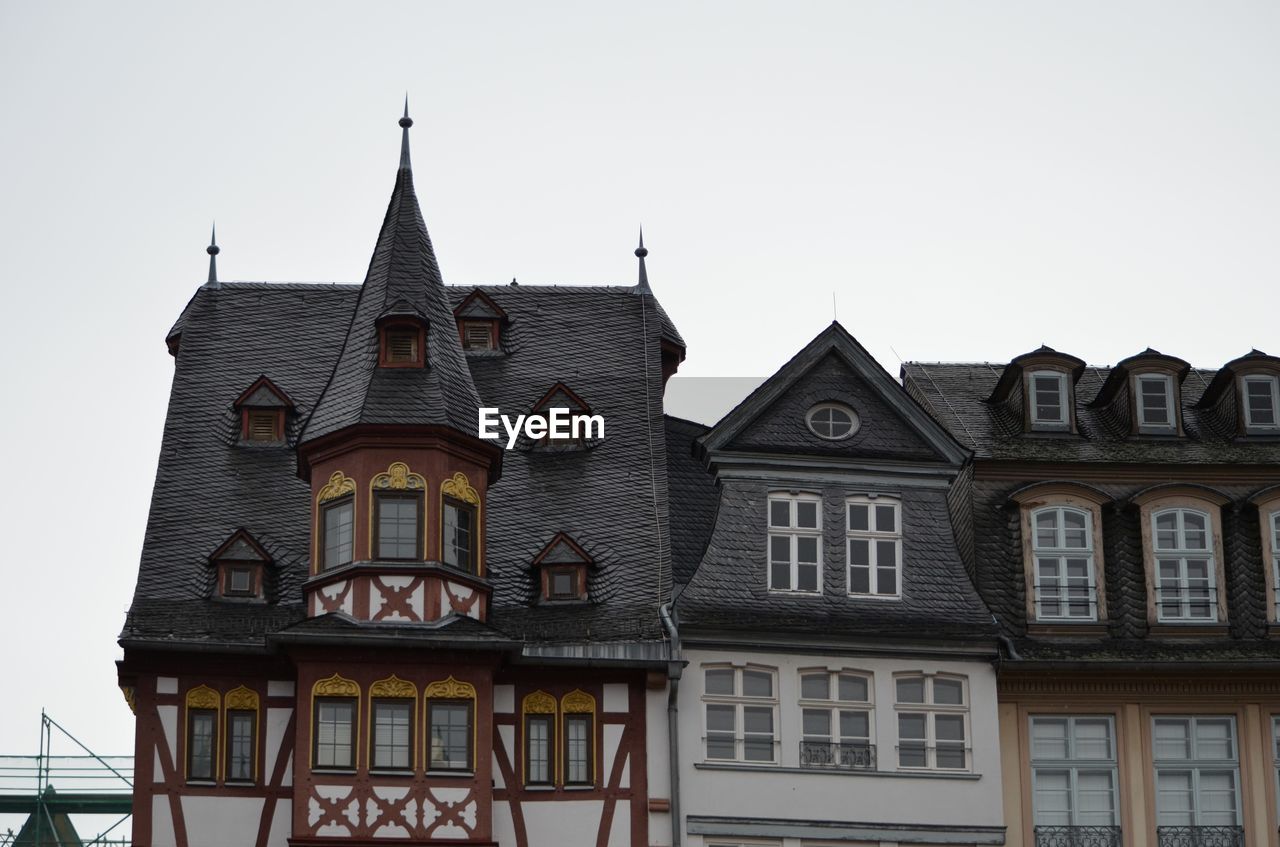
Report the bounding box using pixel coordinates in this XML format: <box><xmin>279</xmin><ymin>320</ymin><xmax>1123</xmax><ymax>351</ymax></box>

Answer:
<box><xmin>703</xmin><ymin>665</ymin><xmax>776</xmax><ymax>763</ymax></box>
<box><xmin>846</xmin><ymin>496</ymin><xmax>901</xmax><ymax>597</ymax></box>
<box><xmin>1030</xmin><ymin>717</ymin><xmax>1119</xmax><ymax>836</ymax></box>
<box><xmin>1153</xmin><ymin>717</ymin><xmax>1242</xmax><ymax>835</ymax></box>
<box><xmin>798</xmin><ymin>670</ymin><xmax>873</xmax><ymax>769</ymax></box>
<box><xmin>374</xmin><ymin>492</ymin><xmax>422</xmax><ymax>560</ymax></box>
<box><xmin>895</xmin><ymin>674</ymin><xmax>968</xmax><ymax>771</ymax></box>
<box><xmin>1032</xmin><ymin>507</ymin><xmax>1098</xmax><ymax>621</ymax></box>
<box><xmin>321</xmin><ymin>496</ymin><xmax>354</xmax><ymax>570</ymax></box>
<box><xmin>767</xmin><ymin>493</ymin><xmax>820</xmax><ymax>593</ymax></box>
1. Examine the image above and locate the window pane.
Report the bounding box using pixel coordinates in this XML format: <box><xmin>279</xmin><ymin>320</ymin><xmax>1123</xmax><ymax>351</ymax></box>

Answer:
<box><xmin>876</xmin><ymin>564</ymin><xmax>897</xmax><ymax>596</ymax></box>
<box><xmin>1156</xmin><ymin>770</ymin><xmax>1194</xmax><ymax>825</ymax></box>
<box><xmin>837</xmin><ymin>674</ymin><xmax>868</xmax><ymax>702</ymax></box>
<box><xmin>189</xmin><ymin>711</ymin><xmax>215</xmax><ymax>780</ymax></box>
<box><xmin>796</xmin><ymin>501</ymin><xmax>818</xmax><ymax>529</ymax></box>
<box><xmin>802</xmin><ymin>708</ymin><xmax>830</xmax><ymax>738</ymax></box>
<box><xmin>430</xmin><ymin>703</ymin><xmax>471</xmax><ymax>771</ymax></box>
<box><xmin>769</xmin><ymin>500</ymin><xmax>790</xmax><ymax>528</ymax></box>
<box><xmin>1031</xmin><ymin>718</ymin><xmax>1069</xmax><ymax>760</ymax></box>
<box><xmin>796</xmin><ymin>536</ymin><xmax>818</xmax><ymax>564</ymax></box>
<box><xmin>839</xmin><ymin>710</ymin><xmax>869</xmax><ymax>739</ymax></box>
<box><xmin>228</xmin><ymin>712</ymin><xmax>254</xmax><ymax>781</ymax></box>
<box><xmin>800</xmin><ymin>673</ymin><xmax>829</xmax><ymax>700</ymax></box>
<box><xmin>896</xmin><ymin>677</ymin><xmax>925</xmax><ymax>703</ymax></box>
<box><xmin>1036</xmin><ymin>511</ymin><xmax>1060</xmax><ymax>548</ymax></box>
<box><xmin>848</xmin><ymin>504</ymin><xmax>869</xmax><ymax>532</ymax></box>
<box><xmin>770</xmin><ymin>561</ymin><xmax>791</xmax><ymax>590</ymax></box>
<box><xmin>374</xmin><ymin>701</ymin><xmax>412</xmax><ymax>769</ymax></box>
<box><xmin>932</xmin><ymin>678</ymin><xmax>964</xmax><ymax>705</ymax></box>
<box><xmin>936</xmin><ymin>744</ymin><xmax>967</xmax><ymax>769</ymax></box>
<box><xmin>566</xmin><ymin>716</ymin><xmax>591</xmax><ymax>784</ymax></box>
<box><xmin>848</xmin><ymin>564</ymin><xmax>870</xmax><ymax>593</ymax></box>
<box><xmin>1154</xmin><ymin>719</ymin><xmax>1191</xmax><ymax>760</ymax></box>
<box><xmin>876</xmin><ymin>540</ymin><xmax>897</xmax><ymax>569</ymax></box>
<box><xmin>1033</xmin><ymin>769</ymin><xmax>1072</xmax><ymax>825</ymax></box>
<box><xmin>1073</xmin><ymin>719</ymin><xmax>1113</xmax><ymax>760</ymax></box>
<box><xmin>769</xmin><ymin>535</ymin><xmax>790</xmax><ymax>563</ymax></box>
<box><xmin>742</xmin><ymin>670</ymin><xmax>772</xmax><ymax>698</ymax></box>
<box><xmin>323</xmin><ymin>500</ymin><xmax>354</xmax><ymax>570</ymax></box>
<box><xmin>898</xmin><ymin>713</ymin><xmax>926</xmax><ymax>740</ymax></box>
<box><xmin>705</xmin><ymin>669</ymin><xmax>734</xmax><ymax>696</ymax></box>
<box><xmin>797</xmin><ymin>562</ymin><xmax>818</xmax><ymax>592</ymax></box>
<box><xmin>1063</xmin><ymin>510</ymin><xmax>1088</xmax><ymax>548</ymax></box>
<box><xmin>743</xmin><ymin>707</ymin><xmax>774</xmax><ymax>762</ymax></box>
<box><xmin>875</xmin><ymin>505</ymin><xmax>897</xmax><ymax>533</ymax></box>
<box><xmin>936</xmin><ymin>714</ymin><xmax>965</xmax><ymax>741</ymax></box>
<box><xmin>1197</xmin><ymin>770</ymin><xmax>1238</xmax><ymax>825</ymax></box>
<box><xmin>706</xmin><ymin>704</ymin><xmax>735</xmax><ymax>732</ymax></box>
<box><xmin>1194</xmin><ymin>719</ymin><xmax>1234</xmax><ymax>761</ymax></box>
<box><xmin>1077</xmin><ymin>770</ymin><xmax>1117</xmax><ymax>825</ymax></box>
<box><xmin>849</xmin><ymin>538</ymin><xmax>869</xmax><ymax>567</ymax></box>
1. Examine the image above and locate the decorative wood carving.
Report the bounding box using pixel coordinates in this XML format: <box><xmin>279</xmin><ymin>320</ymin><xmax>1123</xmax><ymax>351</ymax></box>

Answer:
<box><xmin>119</xmin><ymin>686</ymin><xmax>136</xmax><ymax>715</ymax></box>
<box><xmin>313</xmin><ymin>673</ymin><xmax>359</xmax><ymax>697</ymax></box>
<box><xmin>424</xmin><ymin>676</ymin><xmax>476</xmax><ymax>700</ymax></box>
<box><xmin>185</xmin><ymin>685</ymin><xmax>219</xmax><ymax>710</ymax></box>
<box><xmin>441</xmin><ymin>472</ymin><xmax>479</xmax><ymax>505</ymax></box>
<box><xmin>371</xmin><ymin>675</ymin><xmax>417</xmax><ymax>699</ymax></box>
<box><xmin>372</xmin><ymin>462</ymin><xmax>425</xmax><ymax>491</ymax></box>
<box><xmin>224</xmin><ymin>685</ymin><xmax>259</xmax><ymax>711</ymax></box>
<box><xmin>522</xmin><ymin>690</ymin><xmax>556</xmax><ymax>714</ymax></box>
<box><xmin>318</xmin><ymin>471</ymin><xmax>356</xmax><ymax>503</ymax></box>
<box><xmin>561</xmin><ymin>689</ymin><xmax>596</xmax><ymax>714</ymax></box>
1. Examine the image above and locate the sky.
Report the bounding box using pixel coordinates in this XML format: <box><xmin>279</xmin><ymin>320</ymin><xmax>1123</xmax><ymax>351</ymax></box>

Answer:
<box><xmin>1</xmin><ymin>0</ymin><xmax>1278</xmax><ymax>833</ymax></box>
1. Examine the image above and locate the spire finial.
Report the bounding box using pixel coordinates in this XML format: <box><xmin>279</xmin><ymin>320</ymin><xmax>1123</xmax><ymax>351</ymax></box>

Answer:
<box><xmin>634</xmin><ymin>226</ymin><xmax>651</xmax><ymax>293</ymax></box>
<box><xmin>399</xmin><ymin>95</ymin><xmax>413</xmax><ymax>170</ymax></box>
<box><xmin>205</xmin><ymin>223</ymin><xmax>220</xmax><ymax>288</ymax></box>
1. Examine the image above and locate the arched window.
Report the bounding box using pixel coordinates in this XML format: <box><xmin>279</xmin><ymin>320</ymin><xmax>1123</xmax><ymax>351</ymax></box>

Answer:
<box><xmin>224</xmin><ymin>686</ymin><xmax>259</xmax><ymax>784</ymax></box>
<box><xmin>561</xmin><ymin>690</ymin><xmax>596</xmax><ymax>786</ymax></box>
<box><xmin>1030</xmin><ymin>506</ymin><xmax>1097</xmax><ymax>621</ymax></box>
<box><xmin>798</xmin><ymin>669</ymin><xmax>873</xmax><ymax>770</ymax></box>
<box><xmin>185</xmin><ymin>685</ymin><xmax>220</xmax><ymax>783</ymax></box>
<box><xmin>1151</xmin><ymin>508</ymin><xmax>1217</xmax><ymax>622</ymax></box>
<box><xmin>522</xmin><ymin>690</ymin><xmax>557</xmax><ymax>785</ymax></box>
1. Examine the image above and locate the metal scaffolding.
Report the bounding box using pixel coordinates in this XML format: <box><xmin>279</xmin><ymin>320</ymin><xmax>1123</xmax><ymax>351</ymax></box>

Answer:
<box><xmin>0</xmin><ymin>712</ymin><xmax>132</xmax><ymax>846</ymax></box>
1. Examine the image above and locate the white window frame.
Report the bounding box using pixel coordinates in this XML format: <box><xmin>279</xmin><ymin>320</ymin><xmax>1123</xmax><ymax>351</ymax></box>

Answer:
<box><xmin>798</xmin><ymin>669</ymin><xmax>874</xmax><ymax>768</ymax></box>
<box><xmin>1029</xmin><ymin>715</ymin><xmax>1119</xmax><ymax>827</ymax></box>
<box><xmin>1242</xmin><ymin>374</ymin><xmax>1280</xmax><ymax>432</ymax></box>
<box><xmin>767</xmin><ymin>492</ymin><xmax>822</xmax><ymax>594</ymax></box>
<box><xmin>1029</xmin><ymin>370</ymin><xmax>1070</xmax><ymax>430</ymax></box>
<box><xmin>1135</xmin><ymin>373</ymin><xmax>1177</xmax><ymax>433</ymax></box>
<box><xmin>893</xmin><ymin>673</ymin><xmax>970</xmax><ymax>772</ymax></box>
<box><xmin>1272</xmin><ymin>512</ymin><xmax>1280</xmax><ymax>623</ymax></box>
<box><xmin>1152</xmin><ymin>508</ymin><xmax>1217</xmax><ymax>623</ymax></box>
<box><xmin>1273</xmin><ymin>716</ymin><xmax>1280</xmax><ymax>818</ymax></box>
<box><xmin>846</xmin><ymin>496</ymin><xmax>902</xmax><ymax>598</ymax></box>
<box><xmin>1152</xmin><ymin>716</ymin><xmax>1242</xmax><ymax>828</ymax></box>
<box><xmin>806</xmin><ymin>402</ymin><xmax>860</xmax><ymax>441</ymax></box>
<box><xmin>1031</xmin><ymin>506</ymin><xmax>1098</xmax><ymax>622</ymax></box>
<box><xmin>701</xmin><ymin>665</ymin><xmax>778</xmax><ymax>765</ymax></box>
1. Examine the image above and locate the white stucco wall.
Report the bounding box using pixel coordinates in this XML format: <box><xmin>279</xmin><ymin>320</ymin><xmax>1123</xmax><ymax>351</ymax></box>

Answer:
<box><xmin>677</xmin><ymin>647</ymin><xmax>1004</xmax><ymax>842</ymax></box>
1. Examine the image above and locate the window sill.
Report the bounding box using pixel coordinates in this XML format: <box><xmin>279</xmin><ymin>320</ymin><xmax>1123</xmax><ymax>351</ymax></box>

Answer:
<box><xmin>694</xmin><ymin>762</ymin><xmax>981</xmax><ymax>780</ymax></box>
<box><xmin>185</xmin><ymin>780</ymin><xmax>217</xmax><ymax>787</ymax></box>
<box><xmin>1026</xmin><ymin>623</ymin><xmax>1108</xmax><ymax>637</ymax></box>
<box><xmin>370</xmin><ymin>770</ymin><xmax>415</xmax><ymax>778</ymax></box>
<box><xmin>845</xmin><ymin>593</ymin><xmax>902</xmax><ymax>601</ymax></box>
<box><xmin>766</xmin><ymin>589</ymin><xmax>823</xmax><ymax>597</ymax></box>
<box><xmin>1148</xmin><ymin>623</ymin><xmax>1229</xmax><ymax>637</ymax></box>
<box><xmin>311</xmin><ymin>768</ymin><xmax>357</xmax><ymax>776</ymax></box>
<box><xmin>426</xmin><ymin>770</ymin><xmax>474</xmax><ymax>778</ymax></box>
<box><xmin>523</xmin><ymin>784</ymin><xmax>556</xmax><ymax>791</ymax></box>
<box><xmin>563</xmin><ymin>784</ymin><xmax>596</xmax><ymax>791</ymax></box>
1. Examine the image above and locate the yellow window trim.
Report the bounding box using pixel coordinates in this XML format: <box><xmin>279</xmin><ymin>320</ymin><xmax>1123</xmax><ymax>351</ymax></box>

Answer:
<box><xmin>368</xmin><ymin>463</ymin><xmax>427</xmax><ymax>560</ymax></box>
<box><xmin>223</xmin><ymin>686</ymin><xmax>259</xmax><ymax>784</ymax></box>
<box><xmin>183</xmin><ymin>685</ymin><xmax>220</xmax><ymax>783</ymax></box>
<box><xmin>370</xmin><ymin>675</ymin><xmax>418</xmax><ymax>771</ymax></box>
<box><xmin>425</xmin><ymin>676</ymin><xmax>477</xmax><ymax>773</ymax></box>
<box><xmin>522</xmin><ymin>690</ymin><xmax>558</xmax><ymax>786</ymax></box>
<box><xmin>561</xmin><ymin>689</ymin><xmax>597</xmax><ymax>786</ymax></box>
<box><xmin>311</xmin><ymin>674</ymin><xmax>361</xmax><ymax>771</ymax></box>
<box><xmin>440</xmin><ymin>472</ymin><xmax>483</xmax><ymax>577</ymax></box>
<box><xmin>314</xmin><ymin>470</ymin><xmax>356</xmax><ymax>574</ymax></box>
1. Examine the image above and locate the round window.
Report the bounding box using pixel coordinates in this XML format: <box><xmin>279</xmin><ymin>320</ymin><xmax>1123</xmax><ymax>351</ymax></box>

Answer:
<box><xmin>806</xmin><ymin>403</ymin><xmax>859</xmax><ymax>440</ymax></box>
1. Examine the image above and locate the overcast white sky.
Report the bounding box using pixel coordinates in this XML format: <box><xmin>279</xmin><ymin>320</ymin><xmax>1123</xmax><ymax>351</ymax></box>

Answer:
<box><xmin>1</xmin><ymin>0</ymin><xmax>1278</xmax><ymax>828</ymax></box>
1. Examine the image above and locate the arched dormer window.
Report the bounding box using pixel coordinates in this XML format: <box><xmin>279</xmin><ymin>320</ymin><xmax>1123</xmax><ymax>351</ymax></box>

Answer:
<box><xmin>1089</xmin><ymin>349</ymin><xmax>1190</xmax><ymax>438</ymax></box>
<box><xmin>234</xmin><ymin>376</ymin><xmax>293</xmax><ymax>444</ymax></box>
<box><xmin>1133</xmin><ymin>486</ymin><xmax>1229</xmax><ymax>627</ymax></box>
<box><xmin>1009</xmin><ymin>482</ymin><xmax>1110</xmax><ymax>626</ymax></box>
<box><xmin>986</xmin><ymin>346</ymin><xmax>1084</xmax><ymax>434</ymax></box>
<box><xmin>1193</xmin><ymin>351</ymin><xmax>1280</xmax><ymax>436</ymax></box>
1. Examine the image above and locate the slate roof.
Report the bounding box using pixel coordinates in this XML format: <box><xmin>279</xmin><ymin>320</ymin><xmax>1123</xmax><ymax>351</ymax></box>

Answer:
<box><xmin>663</xmin><ymin>416</ymin><xmax>719</xmax><ymax>589</ymax></box>
<box><xmin>901</xmin><ymin>361</ymin><xmax>1280</xmax><ymax>464</ymax></box>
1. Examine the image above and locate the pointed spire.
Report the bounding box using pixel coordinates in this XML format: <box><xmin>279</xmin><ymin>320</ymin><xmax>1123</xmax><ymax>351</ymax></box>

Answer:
<box><xmin>399</xmin><ymin>95</ymin><xmax>413</xmax><ymax>171</ymax></box>
<box><xmin>634</xmin><ymin>226</ymin><xmax>651</xmax><ymax>294</ymax></box>
<box><xmin>205</xmin><ymin>223</ymin><xmax>220</xmax><ymax>289</ymax></box>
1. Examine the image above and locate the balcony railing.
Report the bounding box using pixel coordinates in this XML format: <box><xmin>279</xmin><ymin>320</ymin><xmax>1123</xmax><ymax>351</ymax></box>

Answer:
<box><xmin>798</xmin><ymin>740</ymin><xmax>875</xmax><ymax>770</ymax></box>
<box><xmin>1035</xmin><ymin>826</ymin><xmax>1122</xmax><ymax>847</ymax></box>
<box><xmin>1157</xmin><ymin>826</ymin><xmax>1244</xmax><ymax>847</ymax></box>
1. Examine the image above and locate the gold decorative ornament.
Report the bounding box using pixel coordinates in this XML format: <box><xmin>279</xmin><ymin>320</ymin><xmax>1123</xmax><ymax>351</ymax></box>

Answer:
<box><xmin>313</xmin><ymin>673</ymin><xmax>359</xmax><ymax>697</ymax></box>
<box><xmin>318</xmin><ymin>471</ymin><xmax>356</xmax><ymax>503</ymax></box>
<box><xmin>371</xmin><ymin>675</ymin><xmax>417</xmax><ymax>699</ymax></box>
<box><xmin>441</xmin><ymin>472</ymin><xmax>480</xmax><ymax>505</ymax></box>
<box><xmin>225</xmin><ymin>685</ymin><xmax>260</xmax><ymax>711</ymax></box>
<box><xmin>119</xmin><ymin>686</ymin><xmax>136</xmax><ymax>715</ymax></box>
<box><xmin>186</xmin><ymin>685</ymin><xmax>220</xmax><ymax>710</ymax></box>
<box><xmin>561</xmin><ymin>689</ymin><xmax>596</xmax><ymax>714</ymax></box>
<box><xmin>522</xmin><ymin>690</ymin><xmax>556</xmax><ymax>714</ymax></box>
<box><xmin>373</xmin><ymin>462</ymin><xmax>425</xmax><ymax>491</ymax></box>
<box><xmin>424</xmin><ymin>676</ymin><xmax>476</xmax><ymax>700</ymax></box>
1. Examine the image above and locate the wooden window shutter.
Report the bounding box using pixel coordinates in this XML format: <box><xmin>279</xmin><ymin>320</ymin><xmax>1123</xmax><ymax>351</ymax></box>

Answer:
<box><xmin>246</xmin><ymin>409</ymin><xmax>279</xmax><ymax>442</ymax></box>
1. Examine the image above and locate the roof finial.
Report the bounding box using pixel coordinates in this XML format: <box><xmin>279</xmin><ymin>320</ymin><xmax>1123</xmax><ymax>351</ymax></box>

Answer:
<box><xmin>399</xmin><ymin>95</ymin><xmax>413</xmax><ymax>171</ymax></box>
<box><xmin>634</xmin><ymin>226</ymin><xmax>651</xmax><ymax>293</ymax></box>
<box><xmin>205</xmin><ymin>223</ymin><xmax>220</xmax><ymax>289</ymax></box>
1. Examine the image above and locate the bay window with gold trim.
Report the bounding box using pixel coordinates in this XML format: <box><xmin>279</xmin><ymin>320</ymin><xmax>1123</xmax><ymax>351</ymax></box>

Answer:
<box><xmin>369</xmin><ymin>676</ymin><xmax>416</xmax><ymax>773</ymax></box>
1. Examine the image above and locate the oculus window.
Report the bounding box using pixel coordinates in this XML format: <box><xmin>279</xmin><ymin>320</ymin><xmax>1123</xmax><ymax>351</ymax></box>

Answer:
<box><xmin>806</xmin><ymin>403</ymin><xmax>859</xmax><ymax>440</ymax></box>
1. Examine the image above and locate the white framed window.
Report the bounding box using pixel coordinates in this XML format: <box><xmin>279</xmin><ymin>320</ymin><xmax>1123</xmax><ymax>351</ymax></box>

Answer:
<box><xmin>1030</xmin><ymin>716</ymin><xmax>1119</xmax><ymax>827</ymax></box>
<box><xmin>1030</xmin><ymin>371</ymin><xmax>1070</xmax><ymax>429</ymax></box>
<box><xmin>1135</xmin><ymin>374</ymin><xmax>1177</xmax><ymax>432</ymax></box>
<box><xmin>1031</xmin><ymin>507</ymin><xmax>1097</xmax><ymax>621</ymax></box>
<box><xmin>767</xmin><ymin>493</ymin><xmax>821</xmax><ymax>593</ymax></box>
<box><xmin>1243</xmin><ymin>375</ymin><xmax>1280</xmax><ymax>431</ymax></box>
<box><xmin>1152</xmin><ymin>716</ymin><xmax>1241</xmax><ymax>827</ymax></box>
<box><xmin>1272</xmin><ymin>716</ymin><xmax>1280</xmax><ymax>815</ymax></box>
<box><xmin>1272</xmin><ymin>512</ymin><xmax>1280</xmax><ymax>623</ymax></box>
<box><xmin>1153</xmin><ymin>509</ymin><xmax>1217</xmax><ymax>622</ymax></box>
<box><xmin>798</xmin><ymin>670</ymin><xmax>873</xmax><ymax>769</ymax></box>
<box><xmin>806</xmin><ymin>402</ymin><xmax>860</xmax><ymax>440</ymax></box>
<box><xmin>703</xmin><ymin>665</ymin><xmax>777</xmax><ymax>764</ymax></box>
<box><xmin>894</xmin><ymin>674</ymin><xmax>968</xmax><ymax>771</ymax></box>
<box><xmin>846</xmin><ymin>497</ymin><xmax>901</xmax><ymax>597</ymax></box>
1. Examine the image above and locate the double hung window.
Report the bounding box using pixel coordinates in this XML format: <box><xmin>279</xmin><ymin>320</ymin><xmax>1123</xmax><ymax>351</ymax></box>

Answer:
<box><xmin>846</xmin><ymin>497</ymin><xmax>900</xmax><ymax>597</ymax></box>
<box><xmin>1030</xmin><ymin>371</ymin><xmax>1069</xmax><ymax>429</ymax></box>
<box><xmin>767</xmin><ymin>494</ymin><xmax>821</xmax><ymax>593</ymax></box>
<box><xmin>895</xmin><ymin>674</ymin><xmax>968</xmax><ymax>771</ymax></box>
<box><xmin>1032</xmin><ymin>507</ymin><xmax>1097</xmax><ymax>620</ymax></box>
<box><xmin>1153</xmin><ymin>509</ymin><xmax>1216</xmax><ymax>622</ymax></box>
<box><xmin>371</xmin><ymin>699</ymin><xmax>413</xmax><ymax>771</ymax></box>
<box><xmin>374</xmin><ymin>493</ymin><xmax>421</xmax><ymax>560</ymax></box>
<box><xmin>1153</xmin><ymin>717</ymin><xmax>1241</xmax><ymax>828</ymax></box>
<box><xmin>703</xmin><ymin>666</ymin><xmax>776</xmax><ymax>763</ymax></box>
<box><xmin>798</xmin><ymin>670</ymin><xmax>873</xmax><ymax>768</ymax></box>
<box><xmin>1136</xmin><ymin>374</ymin><xmax>1176</xmax><ymax>432</ymax></box>
<box><xmin>1243</xmin><ymin>375</ymin><xmax>1280</xmax><ymax>431</ymax></box>
<box><xmin>443</xmin><ymin>498</ymin><xmax>477</xmax><ymax>573</ymax></box>
<box><xmin>314</xmin><ymin>698</ymin><xmax>356</xmax><ymax>769</ymax></box>
<box><xmin>429</xmin><ymin>702</ymin><xmax>473</xmax><ymax>772</ymax></box>
<box><xmin>321</xmin><ymin>497</ymin><xmax>354</xmax><ymax>570</ymax></box>
<box><xmin>1030</xmin><ymin>717</ymin><xmax>1119</xmax><ymax>828</ymax></box>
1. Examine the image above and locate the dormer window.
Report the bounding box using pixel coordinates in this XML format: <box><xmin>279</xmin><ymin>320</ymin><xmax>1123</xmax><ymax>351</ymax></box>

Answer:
<box><xmin>381</xmin><ymin>326</ymin><xmax>422</xmax><ymax>366</ymax></box>
<box><xmin>461</xmin><ymin>321</ymin><xmax>496</xmax><ymax>351</ymax></box>
<box><xmin>1242</xmin><ymin>375</ymin><xmax>1280</xmax><ymax>431</ymax></box>
<box><xmin>806</xmin><ymin>403</ymin><xmax>859</xmax><ymax>440</ymax></box>
<box><xmin>245</xmin><ymin>408</ymin><xmax>282</xmax><ymax>442</ymax></box>
<box><xmin>234</xmin><ymin>376</ymin><xmax>293</xmax><ymax>444</ymax></box>
<box><xmin>546</xmin><ymin>567</ymin><xmax>581</xmax><ymax>600</ymax></box>
<box><xmin>208</xmin><ymin>529</ymin><xmax>271</xmax><ymax>601</ymax></box>
<box><xmin>454</xmin><ymin>289</ymin><xmax>506</xmax><ymax>353</ymax></box>
<box><xmin>1135</xmin><ymin>373</ymin><xmax>1176</xmax><ymax>433</ymax></box>
<box><xmin>226</xmin><ymin>566</ymin><xmax>255</xmax><ymax>596</ymax></box>
<box><xmin>1028</xmin><ymin>371</ymin><xmax>1069</xmax><ymax>430</ymax></box>
<box><xmin>532</xmin><ymin>532</ymin><xmax>592</xmax><ymax>603</ymax></box>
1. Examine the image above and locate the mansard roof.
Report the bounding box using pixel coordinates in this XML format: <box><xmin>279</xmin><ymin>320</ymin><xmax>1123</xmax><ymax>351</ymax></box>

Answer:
<box><xmin>123</xmin><ymin>279</ymin><xmax>681</xmax><ymax>650</ymax></box>
<box><xmin>902</xmin><ymin>358</ymin><xmax>1280</xmax><ymax>464</ymax></box>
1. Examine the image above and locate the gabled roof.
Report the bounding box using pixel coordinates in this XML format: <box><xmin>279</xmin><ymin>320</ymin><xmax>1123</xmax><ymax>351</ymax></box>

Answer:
<box><xmin>208</xmin><ymin>529</ymin><xmax>271</xmax><ymax>564</ymax></box>
<box><xmin>234</xmin><ymin>375</ymin><xmax>294</xmax><ymax>409</ymax></box>
<box><xmin>531</xmin><ymin>532</ymin><xmax>594</xmax><ymax>567</ymax></box>
<box><xmin>532</xmin><ymin>381</ymin><xmax>590</xmax><ymax>413</ymax></box>
<box><xmin>300</xmin><ymin>113</ymin><xmax>481</xmax><ymax>444</ymax></box>
<box><xmin>699</xmin><ymin>321</ymin><xmax>969</xmax><ymax>466</ymax></box>
<box><xmin>454</xmin><ymin>289</ymin><xmax>508</xmax><ymax>321</ymax></box>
